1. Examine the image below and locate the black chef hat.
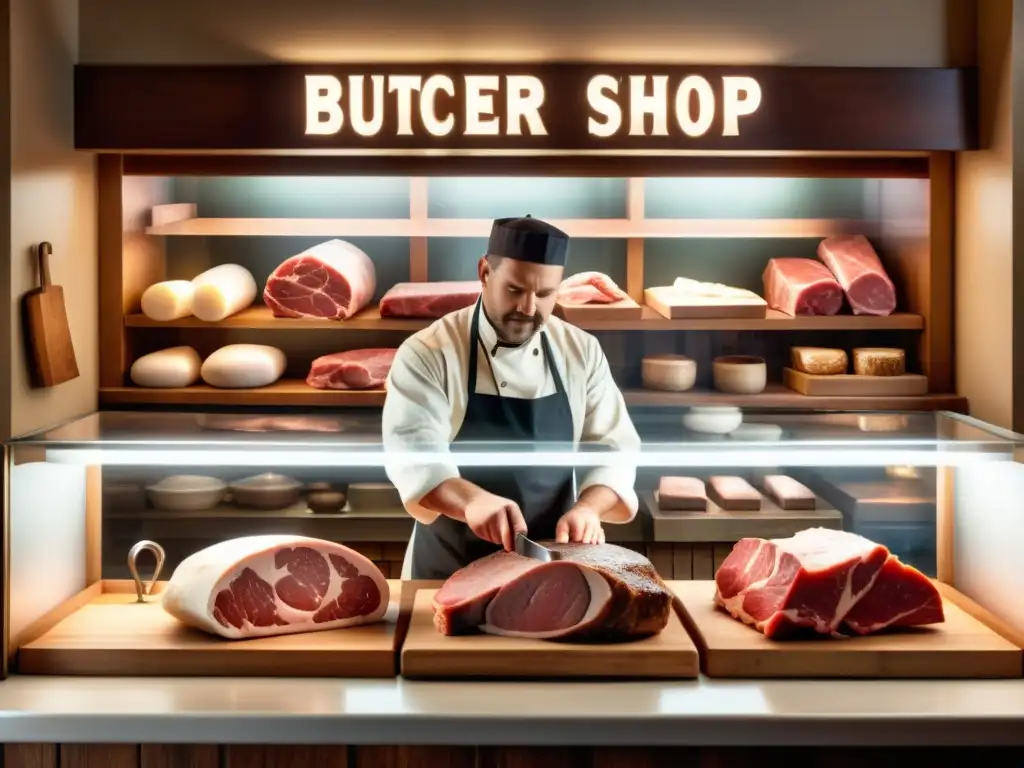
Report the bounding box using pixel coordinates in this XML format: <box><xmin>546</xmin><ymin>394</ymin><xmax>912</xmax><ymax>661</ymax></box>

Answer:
<box><xmin>487</xmin><ymin>215</ymin><xmax>569</xmax><ymax>266</ymax></box>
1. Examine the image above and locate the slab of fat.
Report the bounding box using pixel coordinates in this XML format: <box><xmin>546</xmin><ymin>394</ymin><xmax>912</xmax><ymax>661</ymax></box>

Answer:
<box><xmin>141</xmin><ymin>280</ymin><xmax>195</xmax><ymax>321</ymax></box>
<box><xmin>201</xmin><ymin>344</ymin><xmax>286</xmax><ymax>388</ymax></box>
<box><xmin>160</xmin><ymin>534</ymin><xmax>390</xmax><ymax>639</ymax></box>
<box><xmin>130</xmin><ymin>346</ymin><xmax>202</xmax><ymax>388</ymax></box>
<box><xmin>191</xmin><ymin>264</ymin><xmax>258</xmax><ymax>322</ymax></box>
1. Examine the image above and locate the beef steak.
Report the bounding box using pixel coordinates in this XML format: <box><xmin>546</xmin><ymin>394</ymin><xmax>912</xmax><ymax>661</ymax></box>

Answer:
<box><xmin>714</xmin><ymin>527</ymin><xmax>944</xmax><ymax>639</ymax></box>
<box><xmin>306</xmin><ymin>348</ymin><xmax>397</xmax><ymax>390</ymax></box>
<box><xmin>762</xmin><ymin>257</ymin><xmax>844</xmax><ymax>316</ymax></box>
<box><xmin>263</xmin><ymin>239</ymin><xmax>376</xmax><ymax>320</ymax></box>
<box><xmin>432</xmin><ymin>543</ymin><xmax>673</xmax><ymax>641</ymax></box>
<box><xmin>378</xmin><ymin>281</ymin><xmax>481</xmax><ymax>318</ymax></box>
<box><xmin>817</xmin><ymin>235</ymin><xmax>897</xmax><ymax>316</ymax></box>
<box><xmin>161</xmin><ymin>535</ymin><xmax>389</xmax><ymax>639</ymax></box>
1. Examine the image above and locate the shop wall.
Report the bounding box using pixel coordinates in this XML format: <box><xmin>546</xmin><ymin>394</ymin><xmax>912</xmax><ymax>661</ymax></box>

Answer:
<box><xmin>4</xmin><ymin>0</ymin><xmax>96</xmax><ymax>440</ymax></box>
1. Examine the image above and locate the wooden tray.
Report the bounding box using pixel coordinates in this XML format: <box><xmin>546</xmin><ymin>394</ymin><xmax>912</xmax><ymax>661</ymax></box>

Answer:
<box><xmin>643</xmin><ymin>490</ymin><xmax>842</xmax><ymax>543</ymax></box>
<box><xmin>17</xmin><ymin>579</ymin><xmax>404</xmax><ymax>677</ymax></box>
<box><xmin>784</xmin><ymin>368</ymin><xmax>928</xmax><ymax>396</ymax></box>
<box><xmin>670</xmin><ymin>580</ymin><xmax>1023</xmax><ymax>679</ymax></box>
<box><xmin>400</xmin><ymin>588</ymin><xmax>698</xmax><ymax>679</ymax></box>
<box><xmin>554</xmin><ymin>298</ymin><xmax>643</xmax><ymax>321</ymax></box>
<box><xmin>644</xmin><ymin>286</ymin><xmax>767</xmax><ymax>320</ymax></box>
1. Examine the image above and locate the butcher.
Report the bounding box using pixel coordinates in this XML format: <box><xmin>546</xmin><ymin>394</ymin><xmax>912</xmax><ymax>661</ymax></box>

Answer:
<box><xmin>382</xmin><ymin>215</ymin><xmax>641</xmax><ymax>580</ymax></box>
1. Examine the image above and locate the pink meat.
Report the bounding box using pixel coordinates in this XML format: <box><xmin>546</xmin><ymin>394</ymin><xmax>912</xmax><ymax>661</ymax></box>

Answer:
<box><xmin>714</xmin><ymin>528</ymin><xmax>944</xmax><ymax>640</ymax></box>
<box><xmin>379</xmin><ymin>281</ymin><xmax>481</xmax><ymax>318</ymax></box>
<box><xmin>160</xmin><ymin>534</ymin><xmax>389</xmax><ymax>640</ymax></box>
<box><xmin>762</xmin><ymin>257</ymin><xmax>844</xmax><ymax>316</ymax></box>
<box><xmin>557</xmin><ymin>272</ymin><xmax>630</xmax><ymax>305</ymax></box>
<box><xmin>306</xmin><ymin>348</ymin><xmax>397</xmax><ymax>390</ymax></box>
<box><xmin>817</xmin><ymin>235</ymin><xmax>897</xmax><ymax>316</ymax></box>
<box><xmin>263</xmin><ymin>239</ymin><xmax>376</xmax><ymax>320</ymax></box>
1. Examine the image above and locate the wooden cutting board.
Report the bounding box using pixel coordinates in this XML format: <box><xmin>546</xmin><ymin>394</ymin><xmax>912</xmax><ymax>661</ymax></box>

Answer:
<box><xmin>400</xmin><ymin>588</ymin><xmax>698</xmax><ymax>679</ymax></box>
<box><xmin>784</xmin><ymin>368</ymin><xmax>928</xmax><ymax>396</ymax></box>
<box><xmin>670</xmin><ymin>580</ymin><xmax>1022</xmax><ymax>679</ymax></box>
<box><xmin>554</xmin><ymin>297</ymin><xmax>644</xmax><ymax>321</ymax></box>
<box><xmin>644</xmin><ymin>286</ymin><xmax>767</xmax><ymax>319</ymax></box>
<box><xmin>22</xmin><ymin>241</ymin><xmax>79</xmax><ymax>387</ymax></box>
<box><xmin>17</xmin><ymin>579</ymin><xmax>403</xmax><ymax>677</ymax></box>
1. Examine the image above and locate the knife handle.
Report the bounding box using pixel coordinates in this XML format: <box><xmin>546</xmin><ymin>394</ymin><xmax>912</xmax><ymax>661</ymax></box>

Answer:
<box><xmin>37</xmin><ymin>242</ymin><xmax>52</xmax><ymax>289</ymax></box>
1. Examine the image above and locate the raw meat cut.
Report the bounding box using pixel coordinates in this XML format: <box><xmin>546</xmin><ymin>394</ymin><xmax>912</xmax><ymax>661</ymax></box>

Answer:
<box><xmin>161</xmin><ymin>535</ymin><xmax>389</xmax><ymax>639</ymax></box>
<box><xmin>762</xmin><ymin>475</ymin><xmax>816</xmax><ymax>510</ymax></box>
<box><xmin>762</xmin><ymin>258</ymin><xmax>844</xmax><ymax>316</ymax></box>
<box><xmin>707</xmin><ymin>476</ymin><xmax>761</xmax><ymax>511</ymax></box>
<box><xmin>306</xmin><ymin>348</ymin><xmax>396</xmax><ymax>390</ymax></box>
<box><xmin>657</xmin><ymin>476</ymin><xmax>707</xmax><ymax>511</ymax></box>
<box><xmin>714</xmin><ymin>527</ymin><xmax>944</xmax><ymax>639</ymax></box>
<box><xmin>194</xmin><ymin>414</ymin><xmax>344</xmax><ymax>432</ymax></box>
<box><xmin>263</xmin><ymin>239</ymin><xmax>376</xmax><ymax>321</ymax></box>
<box><xmin>817</xmin><ymin>235</ymin><xmax>897</xmax><ymax>316</ymax></box>
<box><xmin>557</xmin><ymin>272</ymin><xmax>629</xmax><ymax>305</ymax></box>
<box><xmin>432</xmin><ymin>543</ymin><xmax>673</xmax><ymax>641</ymax></box>
<box><xmin>379</xmin><ymin>281</ymin><xmax>481</xmax><ymax>318</ymax></box>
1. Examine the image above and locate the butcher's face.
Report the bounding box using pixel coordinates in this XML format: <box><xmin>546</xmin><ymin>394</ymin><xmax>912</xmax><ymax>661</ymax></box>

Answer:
<box><xmin>479</xmin><ymin>256</ymin><xmax>563</xmax><ymax>345</ymax></box>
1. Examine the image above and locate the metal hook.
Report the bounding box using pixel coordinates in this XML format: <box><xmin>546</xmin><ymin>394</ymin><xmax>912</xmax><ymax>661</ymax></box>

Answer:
<box><xmin>128</xmin><ymin>540</ymin><xmax>166</xmax><ymax>603</ymax></box>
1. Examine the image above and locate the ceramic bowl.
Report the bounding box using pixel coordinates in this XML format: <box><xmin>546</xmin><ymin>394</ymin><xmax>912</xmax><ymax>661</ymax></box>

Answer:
<box><xmin>229</xmin><ymin>473</ymin><xmax>303</xmax><ymax>510</ymax></box>
<box><xmin>146</xmin><ymin>475</ymin><xmax>227</xmax><ymax>512</ymax></box>
<box><xmin>712</xmin><ymin>355</ymin><xmax>767</xmax><ymax>395</ymax></box>
<box><xmin>641</xmin><ymin>354</ymin><xmax>697</xmax><ymax>392</ymax></box>
<box><xmin>682</xmin><ymin>405</ymin><xmax>743</xmax><ymax>435</ymax></box>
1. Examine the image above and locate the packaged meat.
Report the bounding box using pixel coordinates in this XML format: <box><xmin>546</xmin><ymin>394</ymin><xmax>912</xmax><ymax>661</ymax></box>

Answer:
<box><xmin>657</xmin><ymin>477</ymin><xmax>707</xmax><ymax>511</ymax></box>
<box><xmin>556</xmin><ymin>272</ymin><xmax>629</xmax><ymax>304</ymax></box>
<box><xmin>379</xmin><ymin>281</ymin><xmax>481</xmax><ymax>318</ymax></box>
<box><xmin>306</xmin><ymin>348</ymin><xmax>396</xmax><ymax>390</ymax></box>
<box><xmin>432</xmin><ymin>543</ymin><xmax>673</xmax><ymax>641</ymax></box>
<box><xmin>762</xmin><ymin>257</ymin><xmax>844</xmax><ymax>316</ymax></box>
<box><xmin>817</xmin><ymin>235</ymin><xmax>897</xmax><ymax>316</ymax></box>
<box><xmin>200</xmin><ymin>344</ymin><xmax>286</xmax><ymax>388</ymax></box>
<box><xmin>129</xmin><ymin>346</ymin><xmax>202</xmax><ymax>388</ymax></box>
<box><xmin>264</xmin><ymin>239</ymin><xmax>376</xmax><ymax>320</ymax></box>
<box><xmin>161</xmin><ymin>535</ymin><xmax>390</xmax><ymax>640</ymax></box>
<box><xmin>642</xmin><ymin>354</ymin><xmax>696</xmax><ymax>392</ymax></box>
<box><xmin>707</xmin><ymin>476</ymin><xmax>761</xmax><ymax>511</ymax></box>
<box><xmin>790</xmin><ymin>346</ymin><xmax>848</xmax><ymax>375</ymax></box>
<box><xmin>191</xmin><ymin>263</ymin><xmax>258</xmax><ymax>322</ymax></box>
<box><xmin>714</xmin><ymin>528</ymin><xmax>944</xmax><ymax>638</ymax></box>
<box><xmin>762</xmin><ymin>475</ymin><xmax>816</xmax><ymax>510</ymax></box>
<box><xmin>852</xmin><ymin>347</ymin><xmax>906</xmax><ymax>376</ymax></box>
<box><xmin>140</xmin><ymin>280</ymin><xmax>195</xmax><ymax>321</ymax></box>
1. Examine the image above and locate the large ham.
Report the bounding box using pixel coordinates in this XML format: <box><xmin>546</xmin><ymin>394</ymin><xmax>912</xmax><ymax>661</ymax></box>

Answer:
<box><xmin>817</xmin><ymin>235</ymin><xmax>897</xmax><ymax>316</ymax></box>
<box><xmin>263</xmin><ymin>239</ymin><xmax>376</xmax><ymax>320</ymax></box>
<box><xmin>557</xmin><ymin>272</ymin><xmax>629</xmax><ymax>305</ymax></box>
<box><xmin>762</xmin><ymin>257</ymin><xmax>844</xmax><ymax>316</ymax></box>
<box><xmin>379</xmin><ymin>281</ymin><xmax>481</xmax><ymax>318</ymax></box>
<box><xmin>432</xmin><ymin>543</ymin><xmax>673</xmax><ymax>641</ymax></box>
<box><xmin>306</xmin><ymin>348</ymin><xmax>396</xmax><ymax>390</ymax></box>
<box><xmin>161</xmin><ymin>535</ymin><xmax>389</xmax><ymax>640</ymax></box>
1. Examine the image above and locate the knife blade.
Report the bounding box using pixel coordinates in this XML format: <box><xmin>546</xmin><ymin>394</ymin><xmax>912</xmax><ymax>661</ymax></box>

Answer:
<box><xmin>515</xmin><ymin>532</ymin><xmax>562</xmax><ymax>562</ymax></box>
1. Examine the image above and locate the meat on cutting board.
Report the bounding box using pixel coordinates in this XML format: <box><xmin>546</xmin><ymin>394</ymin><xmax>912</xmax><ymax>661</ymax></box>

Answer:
<box><xmin>557</xmin><ymin>272</ymin><xmax>630</xmax><ymax>304</ymax></box>
<box><xmin>817</xmin><ymin>235</ymin><xmax>897</xmax><ymax>316</ymax></box>
<box><xmin>306</xmin><ymin>348</ymin><xmax>397</xmax><ymax>390</ymax></box>
<box><xmin>378</xmin><ymin>281</ymin><xmax>481</xmax><ymax>318</ymax></box>
<box><xmin>432</xmin><ymin>543</ymin><xmax>673</xmax><ymax>642</ymax></box>
<box><xmin>762</xmin><ymin>257</ymin><xmax>844</xmax><ymax>316</ymax></box>
<box><xmin>161</xmin><ymin>535</ymin><xmax>389</xmax><ymax>639</ymax></box>
<box><xmin>714</xmin><ymin>527</ymin><xmax>944</xmax><ymax>639</ymax></box>
<box><xmin>263</xmin><ymin>239</ymin><xmax>376</xmax><ymax>320</ymax></box>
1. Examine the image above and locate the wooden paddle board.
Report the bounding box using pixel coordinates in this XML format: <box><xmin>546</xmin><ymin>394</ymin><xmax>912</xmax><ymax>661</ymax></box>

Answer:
<box><xmin>17</xmin><ymin>579</ymin><xmax>403</xmax><ymax>677</ymax></box>
<box><xmin>644</xmin><ymin>285</ymin><xmax>767</xmax><ymax>320</ymax></box>
<box><xmin>400</xmin><ymin>588</ymin><xmax>698</xmax><ymax>679</ymax></box>
<box><xmin>554</xmin><ymin>297</ymin><xmax>644</xmax><ymax>321</ymax></box>
<box><xmin>784</xmin><ymin>368</ymin><xmax>928</xmax><ymax>397</ymax></box>
<box><xmin>670</xmin><ymin>580</ymin><xmax>1022</xmax><ymax>679</ymax></box>
<box><xmin>22</xmin><ymin>241</ymin><xmax>79</xmax><ymax>387</ymax></box>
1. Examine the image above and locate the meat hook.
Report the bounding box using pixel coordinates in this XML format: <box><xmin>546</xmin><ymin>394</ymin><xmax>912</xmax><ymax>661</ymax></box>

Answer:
<box><xmin>128</xmin><ymin>540</ymin><xmax>167</xmax><ymax>603</ymax></box>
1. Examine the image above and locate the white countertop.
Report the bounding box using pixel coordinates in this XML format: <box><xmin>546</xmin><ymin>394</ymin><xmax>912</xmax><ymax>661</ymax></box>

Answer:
<box><xmin>0</xmin><ymin>675</ymin><xmax>1023</xmax><ymax>746</ymax></box>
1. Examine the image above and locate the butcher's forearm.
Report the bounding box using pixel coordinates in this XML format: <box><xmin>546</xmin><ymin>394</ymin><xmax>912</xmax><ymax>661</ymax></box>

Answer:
<box><xmin>576</xmin><ymin>484</ymin><xmax>630</xmax><ymax>521</ymax></box>
<box><xmin>419</xmin><ymin>477</ymin><xmax>486</xmax><ymax>523</ymax></box>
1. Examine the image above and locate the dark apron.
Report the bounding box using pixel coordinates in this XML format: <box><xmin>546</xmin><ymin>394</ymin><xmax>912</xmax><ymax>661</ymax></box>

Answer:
<box><xmin>410</xmin><ymin>300</ymin><xmax>576</xmax><ymax>579</ymax></box>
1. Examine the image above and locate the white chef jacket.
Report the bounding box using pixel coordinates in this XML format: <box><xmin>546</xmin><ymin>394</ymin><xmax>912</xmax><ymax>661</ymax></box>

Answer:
<box><xmin>382</xmin><ymin>303</ymin><xmax>641</xmax><ymax>526</ymax></box>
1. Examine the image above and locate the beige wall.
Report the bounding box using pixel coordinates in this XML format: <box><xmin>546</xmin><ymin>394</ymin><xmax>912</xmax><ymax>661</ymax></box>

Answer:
<box><xmin>5</xmin><ymin>0</ymin><xmax>97</xmax><ymax>440</ymax></box>
<box><xmin>78</xmin><ymin>0</ymin><xmax>949</xmax><ymax>66</ymax></box>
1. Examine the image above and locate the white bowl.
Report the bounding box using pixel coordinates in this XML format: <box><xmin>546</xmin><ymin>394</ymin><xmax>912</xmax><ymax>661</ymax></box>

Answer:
<box><xmin>146</xmin><ymin>475</ymin><xmax>227</xmax><ymax>511</ymax></box>
<box><xmin>682</xmin><ymin>406</ymin><xmax>743</xmax><ymax>435</ymax></box>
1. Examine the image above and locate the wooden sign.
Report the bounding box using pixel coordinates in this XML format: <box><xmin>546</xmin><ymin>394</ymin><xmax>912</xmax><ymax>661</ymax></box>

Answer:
<box><xmin>75</xmin><ymin>64</ymin><xmax>976</xmax><ymax>152</ymax></box>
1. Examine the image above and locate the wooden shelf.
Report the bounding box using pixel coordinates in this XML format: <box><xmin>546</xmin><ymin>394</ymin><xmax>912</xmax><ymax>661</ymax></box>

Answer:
<box><xmin>99</xmin><ymin>380</ymin><xmax>967</xmax><ymax>412</ymax></box>
<box><xmin>124</xmin><ymin>305</ymin><xmax>925</xmax><ymax>332</ymax></box>
<box><xmin>145</xmin><ymin>216</ymin><xmax>868</xmax><ymax>239</ymax></box>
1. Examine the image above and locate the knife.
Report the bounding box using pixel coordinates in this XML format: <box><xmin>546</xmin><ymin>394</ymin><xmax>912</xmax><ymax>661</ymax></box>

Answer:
<box><xmin>515</xmin><ymin>532</ymin><xmax>562</xmax><ymax>562</ymax></box>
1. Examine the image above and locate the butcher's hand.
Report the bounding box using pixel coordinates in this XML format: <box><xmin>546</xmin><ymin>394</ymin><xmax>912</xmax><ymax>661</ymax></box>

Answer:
<box><xmin>555</xmin><ymin>505</ymin><xmax>605</xmax><ymax>545</ymax></box>
<box><xmin>464</xmin><ymin>490</ymin><xmax>528</xmax><ymax>551</ymax></box>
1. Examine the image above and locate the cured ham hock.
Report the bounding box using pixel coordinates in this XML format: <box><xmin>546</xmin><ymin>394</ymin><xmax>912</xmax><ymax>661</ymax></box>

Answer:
<box><xmin>714</xmin><ymin>527</ymin><xmax>944</xmax><ymax>639</ymax></box>
<box><xmin>432</xmin><ymin>542</ymin><xmax>673</xmax><ymax>641</ymax></box>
